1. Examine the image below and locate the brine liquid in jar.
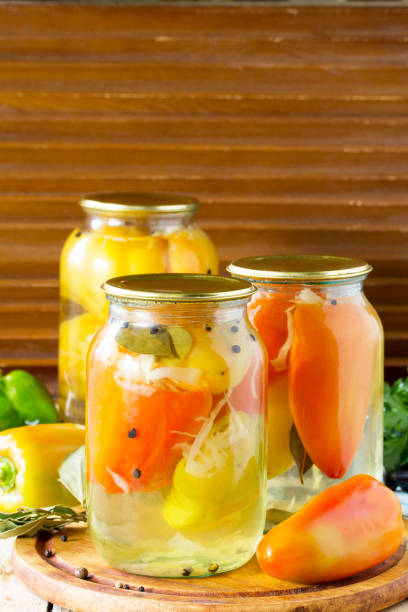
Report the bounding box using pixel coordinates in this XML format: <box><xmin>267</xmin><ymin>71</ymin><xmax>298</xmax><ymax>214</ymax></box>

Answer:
<box><xmin>59</xmin><ymin>193</ymin><xmax>218</xmax><ymax>423</ymax></box>
<box><xmin>86</xmin><ymin>274</ymin><xmax>267</xmax><ymax>577</ymax></box>
<box><xmin>228</xmin><ymin>255</ymin><xmax>383</xmax><ymax>521</ymax></box>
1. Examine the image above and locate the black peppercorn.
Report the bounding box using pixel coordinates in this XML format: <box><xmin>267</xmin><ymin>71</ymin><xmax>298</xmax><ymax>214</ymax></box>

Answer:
<box><xmin>205</xmin><ymin>325</ymin><xmax>212</xmax><ymax>332</ymax></box>
<box><xmin>249</xmin><ymin>334</ymin><xmax>256</xmax><ymax>342</ymax></box>
<box><xmin>75</xmin><ymin>231</ymin><xmax>82</xmax><ymax>238</ymax></box>
<box><xmin>138</xmin><ymin>586</ymin><xmax>145</xmax><ymax>592</ymax></box>
<box><xmin>123</xmin><ymin>584</ymin><xmax>130</xmax><ymax>590</ymax></box>
<box><xmin>331</xmin><ymin>299</ymin><xmax>337</xmax><ymax>305</ymax></box>
<box><xmin>231</xmin><ymin>325</ymin><xmax>239</xmax><ymax>333</ymax></box>
<box><xmin>75</xmin><ymin>567</ymin><xmax>88</xmax><ymax>580</ymax></box>
<box><xmin>150</xmin><ymin>326</ymin><xmax>159</xmax><ymax>334</ymax></box>
<box><xmin>206</xmin><ymin>269</ymin><xmax>211</xmax><ymax>275</ymax></box>
<box><xmin>182</xmin><ymin>568</ymin><xmax>192</xmax><ymax>576</ymax></box>
<box><xmin>128</xmin><ymin>428</ymin><xmax>137</xmax><ymax>439</ymax></box>
<box><xmin>60</xmin><ymin>535</ymin><xmax>68</xmax><ymax>542</ymax></box>
<box><xmin>44</xmin><ymin>549</ymin><xmax>54</xmax><ymax>558</ymax></box>
<box><xmin>232</xmin><ymin>345</ymin><xmax>241</xmax><ymax>354</ymax></box>
<box><xmin>133</xmin><ymin>468</ymin><xmax>142</xmax><ymax>479</ymax></box>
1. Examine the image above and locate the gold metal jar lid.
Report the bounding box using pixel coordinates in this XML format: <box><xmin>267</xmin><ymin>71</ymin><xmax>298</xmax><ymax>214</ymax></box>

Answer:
<box><xmin>227</xmin><ymin>255</ymin><xmax>372</xmax><ymax>283</ymax></box>
<box><xmin>103</xmin><ymin>274</ymin><xmax>255</xmax><ymax>303</ymax></box>
<box><xmin>80</xmin><ymin>192</ymin><xmax>201</xmax><ymax>216</ymax></box>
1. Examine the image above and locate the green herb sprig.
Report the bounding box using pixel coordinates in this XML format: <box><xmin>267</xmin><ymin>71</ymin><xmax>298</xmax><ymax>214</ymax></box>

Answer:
<box><xmin>384</xmin><ymin>371</ymin><xmax>408</xmax><ymax>473</ymax></box>
<box><xmin>0</xmin><ymin>506</ymin><xmax>86</xmax><ymax>539</ymax></box>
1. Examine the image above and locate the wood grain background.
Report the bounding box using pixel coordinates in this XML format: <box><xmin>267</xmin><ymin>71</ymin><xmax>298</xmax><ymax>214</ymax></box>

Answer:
<box><xmin>0</xmin><ymin>2</ymin><xmax>407</xmax><ymax>391</ymax></box>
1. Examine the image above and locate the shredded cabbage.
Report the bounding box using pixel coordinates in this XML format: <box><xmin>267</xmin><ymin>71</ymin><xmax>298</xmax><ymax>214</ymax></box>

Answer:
<box><xmin>178</xmin><ymin>392</ymin><xmax>258</xmax><ymax>480</ymax></box>
<box><xmin>184</xmin><ymin>392</ymin><xmax>230</xmax><ymax>472</ymax></box>
<box><xmin>148</xmin><ymin>366</ymin><xmax>201</xmax><ymax>388</ymax></box>
<box><xmin>114</xmin><ymin>352</ymin><xmax>202</xmax><ymax>391</ymax></box>
<box><xmin>270</xmin><ymin>307</ymin><xmax>294</xmax><ymax>372</ymax></box>
<box><xmin>294</xmin><ymin>288</ymin><xmax>325</xmax><ymax>305</ymax></box>
<box><xmin>106</xmin><ymin>467</ymin><xmax>131</xmax><ymax>493</ymax></box>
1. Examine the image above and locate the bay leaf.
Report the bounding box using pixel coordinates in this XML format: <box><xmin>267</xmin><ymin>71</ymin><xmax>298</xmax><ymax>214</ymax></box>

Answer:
<box><xmin>115</xmin><ymin>325</ymin><xmax>174</xmax><ymax>358</ymax></box>
<box><xmin>289</xmin><ymin>424</ymin><xmax>314</xmax><ymax>484</ymax></box>
<box><xmin>0</xmin><ymin>506</ymin><xmax>87</xmax><ymax>539</ymax></box>
<box><xmin>168</xmin><ymin>326</ymin><xmax>193</xmax><ymax>360</ymax></box>
<box><xmin>0</xmin><ymin>515</ymin><xmax>47</xmax><ymax>539</ymax></box>
<box><xmin>115</xmin><ymin>325</ymin><xmax>193</xmax><ymax>360</ymax></box>
<box><xmin>58</xmin><ymin>445</ymin><xmax>86</xmax><ymax>506</ymax></box>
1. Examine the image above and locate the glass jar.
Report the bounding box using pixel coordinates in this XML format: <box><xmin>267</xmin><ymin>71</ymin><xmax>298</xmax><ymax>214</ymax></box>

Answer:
<box><xmin>227</xmin><ymin>255</ymin><xmax>383</xmax><ymax>520</ymax></box>
<box><xmin>59</xmin><ymin>192</ymin><xmax>218</xmax><ymax>423</ymax></box>
<box><xmin>86</xmin><ymin>274</ymin><xmax>267</xmax><ymax>577</ymax></box>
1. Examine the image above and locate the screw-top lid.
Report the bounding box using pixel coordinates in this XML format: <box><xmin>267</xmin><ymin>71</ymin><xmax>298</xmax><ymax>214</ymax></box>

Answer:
<box><xmin>227</xmin><ymin>255</ymin><xmax>372</xmax><ymax>283</ymax></box>
<box><xmin>80</xmin><ymin>192</ymin><xmax>201</xmax><ymax>216</ymax></box>
<box><xmin>103</xmin><ymin>274</ymin><xmax>256</xmax><ymax>303</ymax></box>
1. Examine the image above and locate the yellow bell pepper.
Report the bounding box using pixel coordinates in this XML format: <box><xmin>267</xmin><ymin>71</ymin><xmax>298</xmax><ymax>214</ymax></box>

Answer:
<box><xmin>163</xmin><ymin>454</ymin><xmax>259</xmax><ymax>529</ymax></box>
<box><xmin>163</xmin><ymin>411</ymin><xmax>261</xmax><ymax>529</ymax></box>
<box><xmin>0</xmin><ymin>424</ymin><xmax>85</xmax><ymax>512</ymax></box>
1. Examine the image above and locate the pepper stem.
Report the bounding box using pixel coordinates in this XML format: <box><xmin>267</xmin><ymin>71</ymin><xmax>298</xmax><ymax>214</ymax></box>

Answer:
<box><xmin>0</xmin><ymin>456</ymin><xmax>17</xmax><ymax>492</ymax></box>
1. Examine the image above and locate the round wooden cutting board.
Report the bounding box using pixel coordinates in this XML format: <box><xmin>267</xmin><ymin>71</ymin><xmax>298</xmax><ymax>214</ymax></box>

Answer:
<box><xmin>12</xmin><ymin>523</ymin><xmax>408</xmax><ymax>612</ymax></box>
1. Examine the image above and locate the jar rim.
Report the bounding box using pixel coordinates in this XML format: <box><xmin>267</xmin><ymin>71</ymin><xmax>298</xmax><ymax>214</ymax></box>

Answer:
<box><xmin>227</xmin><ymin>254</ymin><xmax>372</xmax><ymax>282</ymax></box>
<box><xmin>80</xmin><ymin>192</ymin><xmax>201</xmax><ymax>216</ymax></box>
<box><xmin>103</xmin><ymin>274</ymin><xmax>256</xmax><ymax>303</ymax></box>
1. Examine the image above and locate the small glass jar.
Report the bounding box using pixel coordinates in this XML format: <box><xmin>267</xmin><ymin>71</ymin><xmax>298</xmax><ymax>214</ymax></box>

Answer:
<box><xmin>228</xmin><ymin>255</ymin><xmax>383</xmax><ymax>520</ymax></box>
<box><xmin>59</xmin><ymin>192</ymin><xmax>218</xmax><ymax>423</ymax></box>
<box><xmin>86</xmin><ymin>274</ymin><xmax>267</xmax><ymax>577</ymax></box>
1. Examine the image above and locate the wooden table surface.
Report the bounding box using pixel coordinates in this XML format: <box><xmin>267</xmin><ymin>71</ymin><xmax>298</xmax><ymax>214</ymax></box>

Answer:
<box><xmin>1</xmin><ymin>539</ymin><xmax>407</xmax><ymax>612</ymax></box>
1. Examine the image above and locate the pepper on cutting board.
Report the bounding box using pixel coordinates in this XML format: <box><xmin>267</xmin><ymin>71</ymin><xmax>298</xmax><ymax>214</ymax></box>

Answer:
<box><xmin>0</xmin><ymin>424</ymin><xmax>85</xmax><ymax>512</ymax></box>
<box><xmin>257</xmin><ymin>474</ymin><xmax>404</xmax><ymax>584</ymax></box>
<box><xmin>0</xmin><ymin>369</ymin><xmax>58</xmax><ymax>426</ymax></box>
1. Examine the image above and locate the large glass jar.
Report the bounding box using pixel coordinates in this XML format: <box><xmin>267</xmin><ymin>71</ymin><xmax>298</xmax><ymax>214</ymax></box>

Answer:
<box><xmin>59</xmin><ymin>192</ymin><xmax>218</xmax><ymax>423</ymax></box>
<box><xmin>86</xmin><ymin>274</ymin><xmax>267</xmax><ymax>577</ymax></box>
<box><xmin>228</xmin><ymin>255</ymin><xmax>383</xmax><ymax>520</ymax></box>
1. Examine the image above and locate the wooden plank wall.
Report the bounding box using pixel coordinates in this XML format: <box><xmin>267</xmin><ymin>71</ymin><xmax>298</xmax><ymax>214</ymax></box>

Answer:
<box><xmin>0</xmin><ymin>2</ymin><xmax>407</xmax><ymax>391</ymax></box>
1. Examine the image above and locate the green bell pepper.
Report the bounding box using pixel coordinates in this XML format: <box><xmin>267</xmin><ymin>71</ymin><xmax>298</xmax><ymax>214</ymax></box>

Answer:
<box><xmin>1</xmin><ymin>370</ymin><xmax>58</xmax><ymax>425</ymax></box>
<box><xmin>0</xmin><ymin>391</ymin><xmax>24</xmax><ymax>431</ymax></box>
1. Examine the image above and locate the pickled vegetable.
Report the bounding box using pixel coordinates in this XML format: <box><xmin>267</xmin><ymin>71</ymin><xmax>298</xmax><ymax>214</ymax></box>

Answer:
<box><xmin>247</xmin><ymin>291</ymin><xmax>291</xmax><ymax>383</ymax></box>
<box><xmin>60</xmin><ymin>230</ymin><xmax>167</xmax><ymax>319</ymax></box>
<box><xmin>87</xmin><ymin>302</ymin><xmax>266</xmax><ymax>577</ymax></box>
<box><xmin>59</xmin><ymin>220</ymin><xmax>219</xmax><ymax>423</ymax></box>
<box><xmin>167</xmin><ymin>226</ymin><xmax>218</xmax><ymax>275</ymax></box>
<box><xmin>288</xmin><ymin>301</ymin><xmax>380</xmax><ymax>479</ymax></box>
<box><xmin>161</xmin><ymin>323</ymin><xmax>251</xmax><ymax>394</ymax></box>
<box><xmin>88</xmin><ymin>348</ymin><xmax>213</xmax><ymax>493</ymax></box>
<box><xmin>267</xmin><ymin>378</ymin><xmax>294</xmax><ymax>478</ymax></box>
<box><xmin>163</xmin><ymin>411</ymin><xmax>260</xmax><ymax>528</ymax></box>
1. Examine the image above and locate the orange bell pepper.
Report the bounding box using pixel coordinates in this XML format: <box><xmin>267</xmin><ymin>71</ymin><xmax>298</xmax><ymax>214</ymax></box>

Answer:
<box><xmin>288</xmin><ymin>301</ymin><xmax>380</xmax><ymax>478</ymax></box>
<box><xmin>257</xmin><ymin>474</ymin><xmax>404</xmax><ymax>584</ymax></box>
<box><xmin>247</xmin><ymin>292</ymin><xmax>292</xmax><ymax>383</ymax></box>
<box><xmin>87</xmin><ymin>354</ymin><xmax>213</xmax><ymax>493</ymax></box>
